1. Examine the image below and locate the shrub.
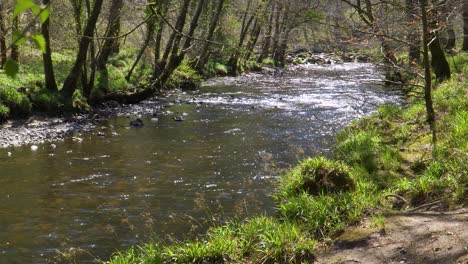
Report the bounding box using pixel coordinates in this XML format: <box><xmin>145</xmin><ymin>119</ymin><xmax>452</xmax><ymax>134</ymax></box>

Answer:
<box><xmin>0</xmin><ymin>103</ymin><xmax>10</xmax><ymax>121</ymax></box>
<box><xmin>31</xmin><ymin>90</ymin><xmax>63</xmax><ymax>113</ymax></box>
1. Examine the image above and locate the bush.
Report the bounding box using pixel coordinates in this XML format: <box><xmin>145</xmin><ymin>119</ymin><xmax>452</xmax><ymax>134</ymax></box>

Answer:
<box><xmin>0</xmin><ymin>103</ymin><xmax>10</xmax><ymax>121</ymax></box>
<box><xmin>31</xmin><ymin>90</ymin><xmax>63</xmax><ymax>113</ymax></box>
<box><xmin>0</xmin><ymin>87</ymin><xmax>32</xmax><ymax>117</ymax></box>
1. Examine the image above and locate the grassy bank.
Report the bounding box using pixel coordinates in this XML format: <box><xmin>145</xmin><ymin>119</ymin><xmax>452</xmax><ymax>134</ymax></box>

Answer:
<box><xmin>107</xmin><ymin>55</ymin><xmax>467</xmax><ymax>263</ymax></box>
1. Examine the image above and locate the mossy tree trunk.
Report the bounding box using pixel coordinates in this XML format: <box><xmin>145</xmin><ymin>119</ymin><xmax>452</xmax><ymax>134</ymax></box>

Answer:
<box><xmin>41</xmin><ymin>0</ymin><xmax>58</xmax><ymax>92</ymax></box>
<box><xmin>96</xmin><ymin>0</ymin><xmax>124</xmax><ymax>69</ymax></box>
<box><xmin>196</xmin><ymin>0</ymin><xmax>226</xmax><ymax>72</ymax></box>
<box><xmin>257</xmin><ymin>2</ymin><xmax>274</xmax><ymax>63</ymax></box>
<box><xmin>420</xmin><ymin>0</ymin><xmax>437</xmax><ymax>145</ymax></box>
<box><xmin>228</xmin><ymin>1</ymin><xmax>256</xmax><ymax>75</ymax></box>
<box><xmin>154</xmin><ymin>0</ymin><xmax>191</xmax><ymax>80</ymax></box>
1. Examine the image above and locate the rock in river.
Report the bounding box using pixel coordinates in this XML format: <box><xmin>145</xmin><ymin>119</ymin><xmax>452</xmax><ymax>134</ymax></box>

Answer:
<box><xmin>130</xmin><ymin>118</ymin><xmax>144</xmax><ymax>128</ymax></box>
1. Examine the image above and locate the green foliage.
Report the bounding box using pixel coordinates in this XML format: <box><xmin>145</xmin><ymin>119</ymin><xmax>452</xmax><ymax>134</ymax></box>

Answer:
<box><xmin>30</xmin><ymin>90</ymin><xmax>63</xmax><ymax>113</ymax></box>
<box><xmin>166</xmin><ymin>60</ymin><xmax>202</xmax><ymax>90</ymax></box>
<box><xmin>5</xmin><ymin>0</ymin><xmax>50</xmax><ymax>78</ymax></box>
<box><xmin>4</xmin><ymin>59</ymin><xmax>19</xmax><ymax>78</ymax></box>
<box><xmin>448</xmin><ymin>53</ymin><xmax>468</xmax><ymax>74</ymax></box>
<box><xmin>261</xmin><ymin>58</ymin><xmax>275</xmax><ymax>66</ymax></box>
<box><xmin>0</xmin><ymin>86</ymin><xmax>31</xmax><ymax>117</ymax></box>
<box><xmin>0</xmin><ymin>103</ymin><xmax>10</xmax><ymax>121</ymax></box>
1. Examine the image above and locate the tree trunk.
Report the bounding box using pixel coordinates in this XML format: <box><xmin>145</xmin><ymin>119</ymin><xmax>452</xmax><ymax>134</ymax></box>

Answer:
<box><xmin>0</xmin><ymin>2</ymin><xmax>7</xmax><ymax>68</ymax></box>
<box><xmin>61</xmin><ymin>0</ymin><xmax>104</xmax><ymax>100</ymax></box>
<box><xmin>70</xmin><ymin>0</ymin><xmax>83</xmax><ymax>36</ymax></box>
<box><xmin>196</xmin><ymin>0</ymin><xmax>225</xmax><ymax>71</ymax></box>
<box><xmin>158</xmin><ymin>0</ymin><xmax>205</xmax><ymax>84</ymax></box>
<box><xmin>406</xmin><ymin>0</ymin><xmax>420</xmax><ymax>63</ymax></box>
<box><xmin>429</xmin><ymin>37</ymin><xmax>451</xmax><ymax>81</ymax></box>
<box><xmin>445</xmin><ymin>25</ymin><xmax>455</xmax><ymax>50</ymax></box>
<box><xmin>420</xmin><ymin>0</ymin><xmax>437</xmax><ymax>145</ymax></box>
<box><xmin>244</xmin><ymin>19</ymin><xmax>262</xmax><ymax>62</ymax></box>
<box><xmin>126</xmin><ymin>13</ymin><xmax>156</xmax><ymax>81</ymax></box>
<box><xmin>41</xmin><ymin>0</ymin><xmax>58</xmax><ymax>91</ymax></box>
<box><xmin>152</xmin><ymin>15</ymin><xmax>165</xmax><ymax>78</ymax></box>
<box><xmin>426</xmin><ymin>4</ymin><xmax>451</xmax><ymax>82</ymax></box>
<box><xmin>258</xmin><ymin>3</ymin><xmax>274</xmax><ymax>63</ymax></box>
<box><xmin>96</xmin><ymin>0</ymin><xmax>124</xmax><ymax>69</ymax></box>
<box><xmin>463</xmin><ymin>0</ymin><xmax>468</xmax><ymax>51</ymax></box>
<box><xmin>97</xmin><ymin>0</ymin><xmax>204</xmax><ymax>105</ymax></box>
<box><xmin>154</xmin><ymin>0</ymin><xmax>191</xmax><ymax>80</ymax></box>
<box><xmin>11</xmin><ymin>16</ymin><xmax>19</xmax><ymax>62</ymax></box>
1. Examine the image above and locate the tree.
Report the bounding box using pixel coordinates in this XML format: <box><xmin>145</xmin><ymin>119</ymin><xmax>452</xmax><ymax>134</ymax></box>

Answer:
<box><xmin>10</xmin><ymin>16</ymin><xmax>19</xmax><ymax>62</ymax></box>
<box><xmin>0</xmin><ymin>2</ymin><xmax>7</xmax><ymax>68</ymax></box>
<box><xmin>420</xmin><ymin>0</ymin><xmax>437</xmax><ymax>145</ymax></box>
<box><xmin>126</xmin><ymin>2</ymin><xmax>157</xmax><ymax>81</ymax></box>
<box><xmin>41</xmin><ymin>0</ymin><xmax>58</xmax><ymax>91</ymax></box>
<box><xmin>427</xmin><ymin>1</ymin><xmax>451</xmax><ymax>82</ymax></box>
<box><xmin>61</xmin><ymin>0</ymin><xmax>104</xmax><ymax>101</ymax></box>
<box><xmin>196</xmin><ymin>0</ymin><xmax>226</xmax><ymax>71</ymax></box>
<box><xmin>341</xmin><ymin>0</ymin><xmax>402</xmax><ymax>81</ymax></box>
<box><xmin>463</xmin><ymin>0</ymin><xmax>468</xmax><ymax>50</ymax></box>
<box><xmin>96</xmin><ymin>0</ymin><xmax>124</xmax><ymax>69</ymax></box>
<box><xmin>406</xmin><ymin>0</ymin><xmax>420</xmax><ymax>63</ymax></box>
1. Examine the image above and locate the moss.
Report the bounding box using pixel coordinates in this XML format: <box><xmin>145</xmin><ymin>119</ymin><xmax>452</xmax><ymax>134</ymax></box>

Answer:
<box><xmin>166</xmin><ymin>60</ymin><xmax>202</xmax><ymax>90</ymax></box>
<box><xmin>214</xmin><ymin>63</ymin><xmax>228</xmax><ymax>76</ymax></box>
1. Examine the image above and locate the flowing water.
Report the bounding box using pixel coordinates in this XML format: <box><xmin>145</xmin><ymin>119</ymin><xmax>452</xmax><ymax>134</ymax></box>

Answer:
<box><xmin>0</xmin><ymin>63</ymin><xmax>403</xmax><ymax>263</ymax></box>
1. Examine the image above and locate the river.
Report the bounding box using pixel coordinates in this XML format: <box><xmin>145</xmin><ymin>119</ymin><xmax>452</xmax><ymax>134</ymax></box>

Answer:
<box><xmin>0</xmin><ymin>63</ymin><xmax>403</xmax><ymax>263</ymax></box>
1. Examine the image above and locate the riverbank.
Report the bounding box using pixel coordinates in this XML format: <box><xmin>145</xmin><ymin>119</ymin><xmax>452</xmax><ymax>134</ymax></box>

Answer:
<box><xmin>0</xmin><ymin>52</ymin><xmax>367</xmax><ymax>150</ymax></box>
<box><xmin>106</xmin><ymin>54</ymin><xmax>467</xmax><ymax>263</ymax></box>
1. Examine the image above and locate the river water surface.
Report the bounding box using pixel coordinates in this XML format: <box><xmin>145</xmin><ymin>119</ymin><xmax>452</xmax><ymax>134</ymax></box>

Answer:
<box><xmin>0</xmin><ymin>63</ymin><xmax>403</xmax><ymax>263</ymax></box>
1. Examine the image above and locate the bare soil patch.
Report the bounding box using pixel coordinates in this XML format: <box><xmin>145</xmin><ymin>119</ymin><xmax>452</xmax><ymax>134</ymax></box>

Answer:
<box><xmin>316</xmin><ymin>208</ymin><xmax>468</xmax><ymax>264</ymax></box>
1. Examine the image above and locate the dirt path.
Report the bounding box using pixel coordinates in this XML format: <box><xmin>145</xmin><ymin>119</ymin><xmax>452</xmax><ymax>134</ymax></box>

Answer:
<box><xmin>315</xmin><ymin>208</ymin><xmax>467</xmax><ymax>264</ymax></box>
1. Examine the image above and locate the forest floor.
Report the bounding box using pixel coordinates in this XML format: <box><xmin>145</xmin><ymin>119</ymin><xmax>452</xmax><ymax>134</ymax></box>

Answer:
<box><xmin>315</xmin><ymin>207</ymin><xmax>468</xmax><ymax>264</ymax></box>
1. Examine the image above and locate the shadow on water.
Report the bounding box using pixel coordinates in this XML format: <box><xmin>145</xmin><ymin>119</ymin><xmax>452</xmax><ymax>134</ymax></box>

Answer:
<box><xmin>0</xmin><ymin>63</ymin><xmax>403</xmax><ymax>263</ymax></box>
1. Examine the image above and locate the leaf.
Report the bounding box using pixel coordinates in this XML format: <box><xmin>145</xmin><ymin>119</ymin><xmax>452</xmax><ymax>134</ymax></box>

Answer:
<box><xmin>4</xmin><ymin>59</ymin><xmax>19</xmax><ymax>78</ymax></box>
<box><xmin>31</xmin><ymin>5</ymin><xmax>41</xmax><ymax>16</ymax></box>
<box><xmin>13</xmin><ymin>31</ymin><xmax>27</xmax><ymax>47</ymax></box>
<box><xmin>13</xmin><ymin>0</ymin><xmax>37</xmax><ymax>17</ymax></box>
<box><xmin>32</xmin><ymin>34</ymin><xmax>46</xmax><ymax>53</ymax></box>
<box><xmin>39</xmin><ymin>7</ymin><xmax>50</xmax><ymax>24</ymax></box>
